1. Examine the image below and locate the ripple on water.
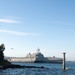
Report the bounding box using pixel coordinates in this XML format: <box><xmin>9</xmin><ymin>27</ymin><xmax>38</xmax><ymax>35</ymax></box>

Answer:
<box><xmin>0</xmin><ymin>68</ymin><xmax>75</xmax><ymax>75</ymax></box>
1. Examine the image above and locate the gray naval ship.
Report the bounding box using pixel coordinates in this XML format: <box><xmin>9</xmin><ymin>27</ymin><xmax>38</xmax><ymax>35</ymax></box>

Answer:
<box><xmin>7</xmin><ymin>48</ymin><xmax>63</xmax><ymax>64</ymax></box>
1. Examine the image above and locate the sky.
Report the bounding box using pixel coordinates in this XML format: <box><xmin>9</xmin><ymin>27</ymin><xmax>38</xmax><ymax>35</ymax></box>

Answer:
<box><xmin>0</xmin><ymin>0</ymin><xmax>75</xmax><ymax>61</ymax></box>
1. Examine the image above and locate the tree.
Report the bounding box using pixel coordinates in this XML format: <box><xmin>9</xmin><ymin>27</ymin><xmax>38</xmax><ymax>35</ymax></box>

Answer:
<box><xmin>0</xmin><ymin>44</ymin><xmax>5</xmax><ymax>61</ymax></box>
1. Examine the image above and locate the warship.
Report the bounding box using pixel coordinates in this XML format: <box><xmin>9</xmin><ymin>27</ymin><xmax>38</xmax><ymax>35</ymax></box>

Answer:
<box><xmin>7</xmin><ymin>48</ymin><xmax>63</xmax><ymax>64</ymax></box>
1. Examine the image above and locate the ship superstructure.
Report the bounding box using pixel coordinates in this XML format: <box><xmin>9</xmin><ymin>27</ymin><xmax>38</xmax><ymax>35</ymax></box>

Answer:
<box><xmin>7</xmin><ymin>48</ymin><xmax>63</xmax><ymax>63</ymax></box>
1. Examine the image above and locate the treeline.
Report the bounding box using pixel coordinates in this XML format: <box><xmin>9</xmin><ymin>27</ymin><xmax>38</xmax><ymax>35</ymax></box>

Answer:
<box><xmin>0</xmin><ymin>44</ymin><xmax>5</xmax><ymax>61</ymax></box>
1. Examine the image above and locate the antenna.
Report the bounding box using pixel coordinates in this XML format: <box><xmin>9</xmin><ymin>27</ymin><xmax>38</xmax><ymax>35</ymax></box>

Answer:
<box><xmin>37</xmin><ymin>48</ymin><xmax>40</xmax><ymax>53</ymax></box>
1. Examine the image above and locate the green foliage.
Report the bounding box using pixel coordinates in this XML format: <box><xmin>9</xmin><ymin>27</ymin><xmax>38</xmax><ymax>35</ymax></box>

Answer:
<box><xmin>0</xmin><ymin>44</ymin><xmax>5</xmax><ymax>61</ymax></box>
<box><xmin>0</xmin><ymin>44</ymin><xmax>5</xmax><ymax>52</ymax></box>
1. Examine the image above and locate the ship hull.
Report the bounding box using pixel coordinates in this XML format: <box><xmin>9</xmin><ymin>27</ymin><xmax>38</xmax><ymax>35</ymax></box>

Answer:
<box><xmin>7</xmin><ymin>57</ymin><xmax>63</xmax><ymax>64</ymax></box>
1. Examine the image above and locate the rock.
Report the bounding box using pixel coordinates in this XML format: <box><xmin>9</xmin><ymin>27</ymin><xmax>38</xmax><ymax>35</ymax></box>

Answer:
<box><xmin>0</xmin><ymin>63</ymin><xmax>44</xmax><ymax>69</ymax></box>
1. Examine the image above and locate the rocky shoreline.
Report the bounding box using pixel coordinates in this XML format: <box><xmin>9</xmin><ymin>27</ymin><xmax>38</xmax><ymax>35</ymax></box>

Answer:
<box><xmin>2</xmin><ymin>64</ymin><xmax>44</xmax><ymax>69</ymax></box>
<box><xmin>0</xmin><ymin>61</ymin><xmax>44</xmax><ymax>69</ymax></box>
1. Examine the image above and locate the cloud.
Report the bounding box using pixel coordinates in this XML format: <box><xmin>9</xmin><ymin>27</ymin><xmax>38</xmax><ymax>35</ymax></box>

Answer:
<box><xmin>0</xmin><ymin>29</ymin><xmax>38</xmax><ymax>36</ymax></box>
<box><xmin>7</xmin><ymin>16</ymin><xmax>21</xmax><ymax>19</ymax></box>
<box><xmin>0</xmin><ymin>19</ymin><xmax>19</xmax><ymax>23</ymax></box>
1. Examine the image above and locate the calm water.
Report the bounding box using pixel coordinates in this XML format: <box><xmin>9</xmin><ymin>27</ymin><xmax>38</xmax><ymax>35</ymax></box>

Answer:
<box><xmin>0</xmin><ymin>61</ymin><xmax>75</xmax><ymax>75</ymax></box>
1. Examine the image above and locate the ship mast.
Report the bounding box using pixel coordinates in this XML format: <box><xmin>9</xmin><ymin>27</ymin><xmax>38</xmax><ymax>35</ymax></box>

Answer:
<box><xmin>37</xmin><ymin>48</ymin><xmax>41</xmax><ymax>53</ymax></box>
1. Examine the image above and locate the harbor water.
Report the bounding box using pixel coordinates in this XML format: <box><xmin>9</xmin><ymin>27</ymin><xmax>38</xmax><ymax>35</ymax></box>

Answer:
<box><xmin>0</xmin><ymin>61</ymin><xmax>75</xmax><ymax>75</ymax></box>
